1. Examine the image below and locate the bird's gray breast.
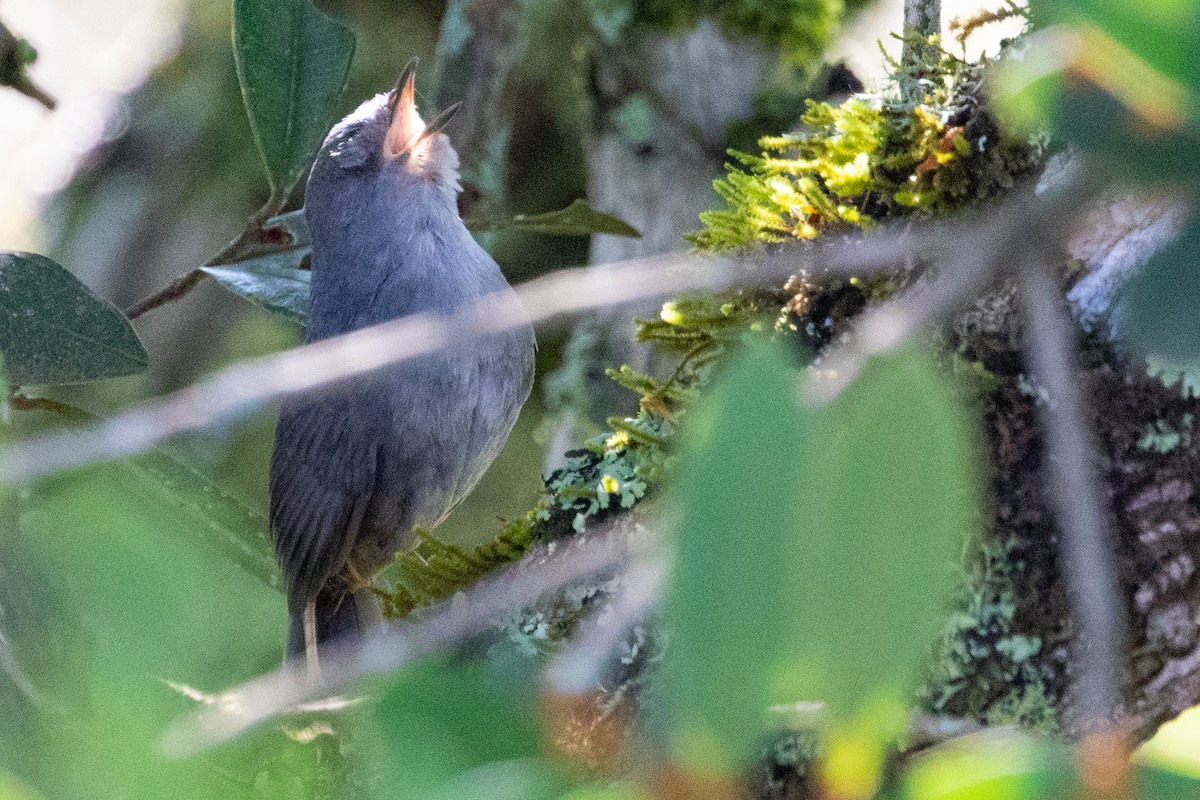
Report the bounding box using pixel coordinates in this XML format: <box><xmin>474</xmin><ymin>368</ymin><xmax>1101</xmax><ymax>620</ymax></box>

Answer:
<box><xmin>305</xmin><ymin>212</ymin><xmax>535</xmax><ymax>556</ymax></box>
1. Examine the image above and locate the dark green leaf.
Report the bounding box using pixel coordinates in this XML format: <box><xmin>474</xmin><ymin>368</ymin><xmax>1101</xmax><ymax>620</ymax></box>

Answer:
<box><xmin>202</xmin><ymin>249</ymin><xmax>311</xmax><ymax>324</ymax></box>
<box><xmin>233</xmin><ymin>0</ymin><xmax>355</xmax><ymax>202</ymax></box>
<box><xmin>0</xmin><ymin>252</ymin><xmax>147</xmax><ymax>386</ymax></box>
<box><xmin>660</xmin><ymin>344</ymin><xmax>980</xmax><ymax>772</ymax></box>
<box><xmin>467</xmin><ymin>199</ymin><xmax>641</xmax><ymax>238</ymax></box>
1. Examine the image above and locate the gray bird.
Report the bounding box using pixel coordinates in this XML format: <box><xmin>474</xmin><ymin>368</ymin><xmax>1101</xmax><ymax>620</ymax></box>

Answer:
<box><xmin>269</xmin><ymin>61</ymin><xmax>536</xmax><ymax>664</ymax></box>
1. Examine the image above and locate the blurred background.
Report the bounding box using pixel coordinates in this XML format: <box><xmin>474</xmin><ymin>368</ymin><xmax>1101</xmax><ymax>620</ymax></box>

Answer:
<box><xmin>0</xmin><ymin>2</ymin><xmax>1032</xmax><ymax>799</ymax></box>
<box><xmin>0</xmin><ymin>0</ymin><xmax>1020</xmax><ymax>533</ymax></box>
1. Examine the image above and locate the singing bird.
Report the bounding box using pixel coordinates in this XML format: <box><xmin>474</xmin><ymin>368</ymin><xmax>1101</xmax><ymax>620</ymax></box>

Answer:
<box><xmin>270</xmin><ymin>61</ymin><xmax>536</xmax><ymax>665</ymax></box>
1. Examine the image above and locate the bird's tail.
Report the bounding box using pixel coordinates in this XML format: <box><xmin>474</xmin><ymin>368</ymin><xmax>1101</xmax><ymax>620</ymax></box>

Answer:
<box><xmin>286</xmin><ymin>587</ymin><xmax>382</xmax><ymax>660</ymax></box>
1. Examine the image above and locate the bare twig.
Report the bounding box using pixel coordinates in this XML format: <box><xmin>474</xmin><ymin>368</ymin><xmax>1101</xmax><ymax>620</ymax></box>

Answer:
<box><xmin>161</xmin><ymin>513</ymin><xmax>654</xmax><ymax>756</ymax></box>
<box><xmin>1</xmin><ymin>226</ymin><xmax>934</xmax><ymax>484</ymax></box>
<box><xmin>1018</xmin><ymin>256</ymin><xmax>1126</xmax><ymax>735</ymax></box>
<box><xmin>124</xmin><ymin>204</ymin><xmax>293</xmax><ymax>321</ymax></box>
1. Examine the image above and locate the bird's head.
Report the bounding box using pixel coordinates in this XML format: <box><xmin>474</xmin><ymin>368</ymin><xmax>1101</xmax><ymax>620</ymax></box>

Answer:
<box><xmin>305</xmin><ymin>59</ymin><xmax>462</xmax><ymax>231</ymax></box>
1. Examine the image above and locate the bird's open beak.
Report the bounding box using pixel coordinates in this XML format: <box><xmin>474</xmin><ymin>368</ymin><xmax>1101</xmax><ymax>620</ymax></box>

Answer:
<box><xmin>384</xmin><ymin>58</ymin><xmax>462</xmax><ymax>161</ymax></box>
<box><xmin>384</xmin><ymin>58</ymin><xmax>423</xmax><ymax>159</ymax></box>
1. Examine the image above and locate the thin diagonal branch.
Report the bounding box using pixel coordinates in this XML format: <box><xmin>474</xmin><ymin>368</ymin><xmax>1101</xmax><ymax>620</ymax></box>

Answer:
<box><xmin>124</xmin><ymin>203</ymin><xmax>293</xmax><ymax>321</ymax></box>
<box><xmin>0</xmin><ymin>226</ymin><xmax>933</xmax><ymax>484</ymax></box>
<box><xmin>161</xmin><ymin>512</ymin><xmax>654</xmax><ymax>756</ymax></box>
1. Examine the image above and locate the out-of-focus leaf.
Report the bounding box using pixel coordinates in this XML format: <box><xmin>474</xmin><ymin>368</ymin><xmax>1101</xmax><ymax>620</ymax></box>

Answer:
<box><xmin>467</xmin><ymin>199</ymin><xmax>640</xmax><ymax>237</ymax></box>
<box><xmin>13</xmin><ymin>454</ymin><xmax>285</xmax><ymax>799</ymax></box>
<box><xmin>233</xmin><ymin>0</ymin><xmax>355</xmax><ymax>202</ymax></box>
<box><xmin>659</xmin><ymin>343</ymin><xmax>979</xmax><ymax>773</ymax></box>
<box><xmin>556</xmin><ymin>785</ymin><xmax>648</xmax><ymax>800</ymax></box>
<box><xmin>0</xmin><ymin>770</ymin><xmax>43</xmax><ymax>800</ymax></box>
<box><xmin>124</xmin><ymin>450</ymin><xmax>281</xmax><ymax>591</ymax></box>
<box><xmin>903</xmin><ymin>732</ymin><xmax>1076</xmax><ymax>799</ymax></box>
<box><xmin>374</xmin><ymin>658</ymin><xmax>556</xmax><ymax>800</ymax></box>
<box><xmin>202</xmin><ymin>249</ymin><xmax>311</xmax><ymax>324</ymax></box>
<box><xmin>1136</xmin><ymin>703</ymin><xmax>1200</xmax><ymax>783</ymax></box>
<box><xmin>12</xmin><ymin>402</ymin><xmax>281</xmax><ymax>591</ymax></box>
<box><xmin>994</xmin><ymin>22</ymin><xmax>1200</xmax><ymax>184</ymax></box>
<box><xmin>658</xmin><ymin>342</ymin><xmax>811</xmax><ymax>773</ymax></box>
<box><xmin>795</xmin><ymin>347</ymin><xmax>979</xmax><ymax>715</ymax></box>
<box><xmin>1031</xmin><ymin>0</ymin><xmax>1199</xmax><ymax>89</ymax></box>
<box><xmin>1140</xmin><ymin>767</ymin><xmax>1200</xmax><ymax>799</ymax></box>
<box><xmin>1120</xmin><ymin>213</ymin><xmax>1200</xmax><ymax>369</ymax></box>
<box><xmin>0</xmin><ymin>252</ymin><xmax>147</xmax><ymax>386</ymax></box>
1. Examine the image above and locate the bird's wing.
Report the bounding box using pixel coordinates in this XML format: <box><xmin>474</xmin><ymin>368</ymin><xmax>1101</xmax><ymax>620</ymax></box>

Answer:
<box><xmin>269</xmin><ymin>399</ymin><xmax>378</xmax><ymax>609</ymax></box>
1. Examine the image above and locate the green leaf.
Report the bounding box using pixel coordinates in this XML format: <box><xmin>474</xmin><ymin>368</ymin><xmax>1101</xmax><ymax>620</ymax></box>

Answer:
<box><xmin>658</xmin><ymin>342</ymin><xmax>810</xmax><ymax>772</ymax></box>
<box><xmin>659</xmin><ymin>343</ymin><xmax>980</xmax><ymax>772</ymax></box>
<box><xmin>1120</xmin><ymin>211</ymin><xmax>1200</xmax><ymax>368</ymax></box>
<box><xmin>903</xmin><ymin>732</ymin><xmax>1076</xmax><ymax>799</ymax></box>
<box><xmin>467</xmin><ymin>199</ymin><xmax>641</xmax><ymax>238</ymax></box>
<box><xmin>374</xmin><ymin>658</ymin><xmax>555</xmax><ymax>800</ymax></box>
<box><xmin>793</xmin><ymin>348</ymin><xmax>980</xmax><ymax>716</ymax></box>
<box><xmin>233</xmin><ymin>0</ymin><xmax>355</xmax><ymax>202</ymax></box>
<box><xmin>123</xmin><ymin>450</ymin><xmax>281</xmax><ymax>592</ymax></box>
<box><xmin>0</xmin><ymin>252</ymin><xmax>147</xmax><ymax>386</ymax></box>
<box><xmin>201</xmin><ymin>249</ymin><xmax>311</xmax><ymax>324</ymax></box>
<box><xmin>1032</xmin><ymin>0</ymin><xmax>1199</xmax><ymax>89</ymax></box>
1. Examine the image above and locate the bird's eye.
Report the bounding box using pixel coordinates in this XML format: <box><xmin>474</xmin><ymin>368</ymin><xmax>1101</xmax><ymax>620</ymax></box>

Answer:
<box><xmin>328</xmin><ymin>124</ymin><xmax>372</xmax><ymax>170</ymax></box>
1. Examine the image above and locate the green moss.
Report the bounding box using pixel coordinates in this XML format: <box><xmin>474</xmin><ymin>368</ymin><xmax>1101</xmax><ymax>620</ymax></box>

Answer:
<box><xmin>691</xmin><ymin>46</ymin><xmax>1044</xmax><ymax>252</ymax></box>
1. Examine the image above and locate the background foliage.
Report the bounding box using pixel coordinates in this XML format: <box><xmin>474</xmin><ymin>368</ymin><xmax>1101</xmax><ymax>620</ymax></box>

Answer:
<box><xmin>5</xmin><ymin>0</ymin><xmax>1200</xmax><ymax>799</ymax></box>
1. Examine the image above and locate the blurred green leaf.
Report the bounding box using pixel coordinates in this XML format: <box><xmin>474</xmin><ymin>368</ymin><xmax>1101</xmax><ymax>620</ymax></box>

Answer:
<box><xmin>201</xmin><ymin>249</ymin><xmax>311</xmax><ymax>324</ymax></box>
<box><xmin>1120</xmin><ymin>212</ymin><xmax>1200</xmax><ymax>368</ymax></box>
<box><xmin>1031</xmin><ymin>0</ymin><xmax>1199</xmax><ymax>89</ymax></box>
<box><xmin>125</xmin><ymin>450</ymin><xmax>282</xmax><ymax>591</ymax></box>
<box><xmin>903</xmin><ymin>732</ymin><xmax>1076</xmax><ymax>799</ymax></box>
<box><xmin>0</xmin><ymin>252</ymin><xmax>147</xmax><ymax>386</ymax></box>
<box><xmin>1141</xmin><ymin>766</ymin><xmax>1200</xmax><ymax>799</ymax></box>
<box><xmin>13</xmin><ymin>457</ymin><xmax>285</xmax><ymax>799</ymax></box>
<box><xmin>0</xmin><ymin>770</ymin><xmax>43</xmax><ymax>800</ymax></box>
<box><xmin>995</xmin><ymin>20</ymin><xmax>1200</xmax><ymax>183</ymax></box>
<box><xmin>795</xmin><ymin>347</ymin><xmax>980</xmax><ymax>715</ymax></box>
<box><xmin>660</xmin><ymin>343</ymin><xmax>979</xmax><ymax>773</ymax></box>
<box><xmin>467</xmin><ymin>199</ymin><xmax>640</xmax><ymax>238</ymax></box>
<box><xmin>233</xmin><ymin>0</ymin><xmax>356</xmax><ymax>202</ymax></box>
<box><xmin>658</xmin><ymin>341</ymin><xmax>811</xmax><ymax>773</ymax></box>
<box><xmin>374</xmin><ymin>658</ymin><xmax>556</xmax><ymax>800</ymax></box>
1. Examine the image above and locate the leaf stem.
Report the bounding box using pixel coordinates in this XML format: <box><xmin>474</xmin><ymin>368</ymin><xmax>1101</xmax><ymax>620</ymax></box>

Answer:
<box><xmin>124</xmin><ymin>197</ymin><xmax>293</xmax><ymax>321</ymax></box>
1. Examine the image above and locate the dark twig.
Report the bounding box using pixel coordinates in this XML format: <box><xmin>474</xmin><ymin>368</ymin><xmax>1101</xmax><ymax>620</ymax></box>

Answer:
<box><xmin>1018</xmin><ymin>256</ymin><xmax>1126</xmax><ymax>737</ymax></box>
<box><xmin>124</xmin><ymin>203</ymin><xmax>292</xmax><ymax>321</ymax></box>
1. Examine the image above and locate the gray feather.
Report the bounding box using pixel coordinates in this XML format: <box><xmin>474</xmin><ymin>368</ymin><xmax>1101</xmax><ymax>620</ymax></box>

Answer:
<box><xmin>268</xmin><ymin>85</ymin><xmax>535</xmax><ymax>651</ymax></box>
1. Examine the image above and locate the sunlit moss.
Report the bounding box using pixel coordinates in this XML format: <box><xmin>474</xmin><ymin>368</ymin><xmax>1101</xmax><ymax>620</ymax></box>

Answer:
<box><xmin>691</xmin><ymin>45</ymin><xmax>1044</xmax><ymax>251</ymax></box>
